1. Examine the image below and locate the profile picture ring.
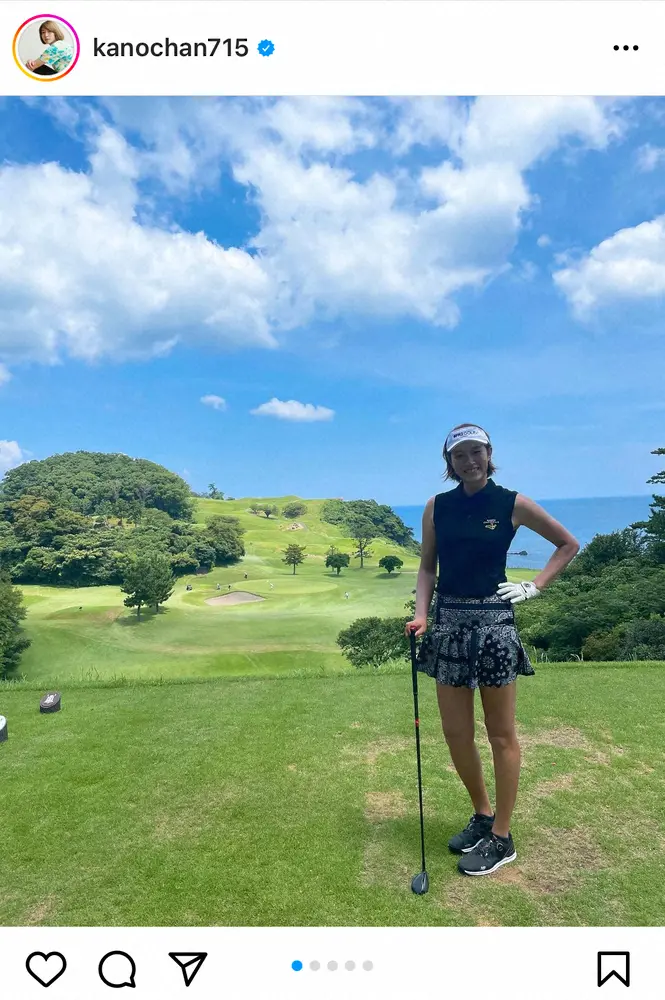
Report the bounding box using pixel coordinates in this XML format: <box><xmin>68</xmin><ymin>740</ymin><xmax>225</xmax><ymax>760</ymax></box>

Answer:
<box><xmin>13</xmin><ymin>13</ymin><xmax>80</xmax><ymax>81</ymax></box>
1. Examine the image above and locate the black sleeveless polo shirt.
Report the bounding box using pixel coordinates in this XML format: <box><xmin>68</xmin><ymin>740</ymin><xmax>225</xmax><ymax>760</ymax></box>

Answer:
<box><xmin>433</xmin><ymin>478</ymin><xmax>518</xmax><ymax>598</ymax></box>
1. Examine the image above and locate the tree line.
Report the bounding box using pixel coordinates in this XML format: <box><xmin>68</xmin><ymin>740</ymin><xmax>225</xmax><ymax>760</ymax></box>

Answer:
<box><xmin>0</xmin><ymin>452</ymin><xmax>245</xmax><ymax>587</ymax></box>
<box><xmin>282</xmin><ymin>542</ymin><xmax>404</xmax><ymax>577</ymax></box>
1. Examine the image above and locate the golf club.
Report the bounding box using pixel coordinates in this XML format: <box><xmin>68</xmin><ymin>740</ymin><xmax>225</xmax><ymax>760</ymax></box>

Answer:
<box><xmin>409</xmin><ymin>627</ymin><xmax>429</xmax><ymax>894</ymax></box>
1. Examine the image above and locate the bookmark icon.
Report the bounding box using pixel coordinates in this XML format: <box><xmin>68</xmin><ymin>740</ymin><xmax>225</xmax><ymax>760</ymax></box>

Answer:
<box><xmin>169</xmin><ymin>953</ymin><xmax>207</xmax><ymax>987</ymax></box>
<box><xmin>597</xmin><ymin>951</ymin><xmax>630</xmax><ymax>987</ymax></box>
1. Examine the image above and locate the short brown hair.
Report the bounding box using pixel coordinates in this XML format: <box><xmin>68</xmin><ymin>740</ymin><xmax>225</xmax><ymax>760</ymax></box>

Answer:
<box><xmin>441</xmin><ymin>422</ymin><xmax>497</xmax><ymax>483</ymax></box>
<box><xmin>40</xmin><ymin>20</ymin><xmax>65</xmax><ymax>42</ymax></box>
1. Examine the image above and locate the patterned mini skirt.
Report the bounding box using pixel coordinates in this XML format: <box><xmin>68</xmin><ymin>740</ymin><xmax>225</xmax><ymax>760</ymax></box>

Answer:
<box><xmin>416</xmin><ymin>592</ymin><xmax>535</xmax><ymax>689</ymax></box>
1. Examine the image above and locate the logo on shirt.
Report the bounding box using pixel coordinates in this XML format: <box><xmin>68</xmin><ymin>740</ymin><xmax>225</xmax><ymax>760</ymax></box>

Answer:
<box><xmin>483</xmin><ymin>518</ymin><xmax>499</xmax><ymax>530</ymax></box>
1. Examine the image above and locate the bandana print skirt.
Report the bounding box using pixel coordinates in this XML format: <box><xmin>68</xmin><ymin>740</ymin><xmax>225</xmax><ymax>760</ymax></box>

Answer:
<box><xmin>416</xmin><ymin>592</ymin><xmax>535</xmax><ymax>688</ymax></box>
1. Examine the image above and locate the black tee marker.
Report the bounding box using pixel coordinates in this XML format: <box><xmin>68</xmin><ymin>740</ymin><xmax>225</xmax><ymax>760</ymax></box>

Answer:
<box><xmin>40</xmin><ymin>691</ymin><xmax>62</xmax><ymax>713</ymax></box>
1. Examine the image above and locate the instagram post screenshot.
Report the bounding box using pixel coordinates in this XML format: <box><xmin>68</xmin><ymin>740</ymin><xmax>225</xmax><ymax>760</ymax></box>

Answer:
<box><xmin>1</xmin><ymin>0</ymin><xmax>664</xmax><ymax>996</ymax></box>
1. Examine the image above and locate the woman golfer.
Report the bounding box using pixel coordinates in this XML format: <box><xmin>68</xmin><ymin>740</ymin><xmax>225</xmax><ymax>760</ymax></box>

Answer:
<box><xmin>405</xmin><ymin>423</ymin><xmax>579</xmax><ymax>876</ymax></box>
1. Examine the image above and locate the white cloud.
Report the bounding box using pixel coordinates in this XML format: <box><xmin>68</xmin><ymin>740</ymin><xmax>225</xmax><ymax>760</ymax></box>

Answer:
<box><xmin>250</xmin><ymin>398</ymin><xmax>334</xmax><ymax>421</ymax></box>
<box><xmin>388</xmin><ymin>97</ymin><xmax>465</xmax><ymax>156</ymax></box>
<box><xmin>636</xmin><ymin>143</ymin><xmax>665</xmax><ymax>172</ymax></box>
<box><xmin>0</xmin><ymin>96</ymin><xmax>632</xmax><ymax>367</ymax></box>
<box><xmin>537</xmin><ymin>235</ymin><xmax>551</xmax><ymax>247</ymax></box>
<box><xmin>512</xmin><ymin>261</ymin><xmax>538</xmax><ymax>282</ymax></box>
<box><xmin>0</xmin><ymin>440</ymin><xmax>26</xmax><ymax>474</ymax></box>
<box><xmin>0</xmin><ymin>364</ymin><xmax>11</xmax><ymax>385</ymax></box>
<box><xmin>0</xmin><ymin>146</ymin><xmax>276</xmax><ymax>365</ymax></box>
<box><xmin>553</xmin><ymin>215</ymin><xmax>665</xmax><ymax>318</ymax></box>
<box><xmin>455</xmin><ymin>97</ymin><xmax>625</xmax><ymax>171</ymax></box>
<box><xmin>264</xmin><ymin>96</ymin><xmax>379</xmax><ymax>155</ymax></box>
<box><xmin>200</xmin><ymin>394</ymin><xmax>227</xmax><ymax>410</ymax></box>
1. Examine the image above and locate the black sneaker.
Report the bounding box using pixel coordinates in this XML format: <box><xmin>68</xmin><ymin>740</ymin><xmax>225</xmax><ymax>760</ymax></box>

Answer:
<box><xmin>448</xmin><ymin>813</ymin><xmax>495</xmax><ymax>854</ymax></box>
<box><xmin>457</xmin><ymin>832</ymin><xmax>516</xmax><ymax>876</ymax></box>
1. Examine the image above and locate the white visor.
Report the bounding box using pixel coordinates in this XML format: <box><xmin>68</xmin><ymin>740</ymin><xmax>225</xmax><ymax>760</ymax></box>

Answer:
<box><xmin>445</xmin><ymin>425</ymin><xmax>490</xmax><ymax>452</ymax></box>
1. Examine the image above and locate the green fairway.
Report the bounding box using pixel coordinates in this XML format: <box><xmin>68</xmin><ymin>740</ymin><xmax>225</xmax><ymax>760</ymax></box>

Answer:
<box><xmin>13</xmin><ymin>497</ymin><xmax>432</xmax><ymax>684</ymax></box>
<box><xmin>1</xmin><ymin>664</ymin><xmax>664</xmax><ymax>926</ymax></box>
<box><xmin>1</xmin><ymin>498</ymin><xmax>663</xmax><ymax>927</ymax></box>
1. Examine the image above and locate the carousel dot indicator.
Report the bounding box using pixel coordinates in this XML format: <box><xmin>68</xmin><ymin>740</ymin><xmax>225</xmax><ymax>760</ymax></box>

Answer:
<box><xmin>363</xmin><ymin>960</ymin><xmax>374</xmax><ymax>970</ymax></box>
<box><xmin>345</xmin><ymin>960</ymin><xmax>356</xmax><ymax>970</ymax></box>
<box><xmin>327</xmin><ymin>960</ymin><xmax>338</xmax><ymax>971</ymax></box>
<box><xmin>291</xmin><ymin>960</ymin><xmax>303</xmax><ymax>971</ymax></box>
<box><xmin>310</xmin><ymin>961</ymin><xmax>320</xmax><ymax>971</ymax></box>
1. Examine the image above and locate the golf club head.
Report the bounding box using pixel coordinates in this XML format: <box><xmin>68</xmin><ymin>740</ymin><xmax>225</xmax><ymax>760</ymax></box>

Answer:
<box><xmin>411</xmin><ymin>871</ymin><xmax>429</xmax><ymax>895</ymax></box>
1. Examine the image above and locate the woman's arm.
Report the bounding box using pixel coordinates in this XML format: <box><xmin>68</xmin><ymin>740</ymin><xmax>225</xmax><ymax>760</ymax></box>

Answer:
<box><xmin>415</xmin><ymin>496</ymin><xmax>437</xmax><ymax>618</ymax></box>
<box><xmin>513</xmin><ymin>494</ymin><xmax>580</xmax><ymax>591</ymax></box>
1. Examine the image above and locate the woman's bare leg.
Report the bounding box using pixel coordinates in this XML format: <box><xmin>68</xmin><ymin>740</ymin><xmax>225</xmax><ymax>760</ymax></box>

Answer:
<box><xmin>479</xmin><ymin>682</ymin><xmax>520</xmax><ymax>838</ymax></box>
<box><xmin>436</xmin><ymin>683</ymin><xmax>493</xmax><ymax>817</ymax></box>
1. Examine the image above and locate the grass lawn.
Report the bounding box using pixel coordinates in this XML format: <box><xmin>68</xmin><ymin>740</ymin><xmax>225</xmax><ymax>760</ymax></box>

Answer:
<box><xmin>1</xmin><ymin>663</ymin><xmax>664</xmax><ymax>927</ymax></box>
<box><xmin>2</xmin><ymin>499</ymin><xmax>663</xmax><ymax>926</ymax></box>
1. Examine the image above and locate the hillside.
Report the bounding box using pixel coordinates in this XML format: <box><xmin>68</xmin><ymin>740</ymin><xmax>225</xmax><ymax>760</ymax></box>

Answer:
<box><xmin>193</xmin><ymin>495</ymin><xmax>417</xmax><ymax>564</ymax></box>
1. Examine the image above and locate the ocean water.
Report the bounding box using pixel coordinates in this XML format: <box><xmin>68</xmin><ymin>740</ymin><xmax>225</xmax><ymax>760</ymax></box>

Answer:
<box><xmin>392</xmin><ymin>494</ymin><xmax>655</xmax><ymax>571</ymax></box>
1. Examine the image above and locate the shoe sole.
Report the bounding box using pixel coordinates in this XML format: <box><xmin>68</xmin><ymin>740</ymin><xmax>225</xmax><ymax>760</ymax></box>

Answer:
<box><xmin>459</xmin><ymin>849</ymin><xmax>517</xmax><ymax>876</ymax></box>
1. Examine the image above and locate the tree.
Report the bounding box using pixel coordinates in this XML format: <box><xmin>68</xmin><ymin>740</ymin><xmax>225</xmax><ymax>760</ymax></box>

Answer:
<box><xmin>326</xmin><ymin>552</ymin><xmax>350</xmax><ymax>575</ymax></box>
<box><xmin>121</xmin><ymin>551</ymin><xmax>175</xmax><ymax>616</ymax></box>
<box><xmin>128</xmin><ymin>500</ymin><xmax>145</xmax><ymax>527</ymax></box>
<box><xmin>632</xmin><ymin>446</ymin><xmax>665</xmax><ymax>563</ymax></box>
<box><xmin>283</xmin><ymin>543</ymin><xmax>306</xmax><ymax>575</ymax></box>
<box><xmin>348</xmin><ymin>516</ymin><xmax>375</xmax><ymax>568</ymax></box>
<box><xmin>190</xmin><ymin>538</ymin><xmax>217</xmax><ymax>573</ymax></box>
<box><xmin>208</xmin><ymin>483</ymin><xmax>225</xmax><ymax>500</ymax></box>
<box><xmin>115</xmin><ymin>498</ymin><xmax>131</xmax><ymax>526</ymax></box>
<box><xmin>0</xmin><ymin>451</ymin><xmax>194</xmax><ymax>522</ymax></box>
<box><xmin>336</xmin><ymin>616</ymin><xmax>408</xmax><ymax>669</ymax></box>
<box><xmin>260</xmin><ymin>504</ymin><xmax>279</xmax><ymax>519</ymax></box>
<box><xmin>565</xmin><ymin>527</ymin><xmax>646</xmax><ymax>577</ymax></box>
<box><xmin>97</xmin><ymin>500</ymin><xmax>114</xmax><ymax>526</ymax></box>
<box><xmin>0</xmin><ymin>573</ymin><xmax>31</xmax><ymax>679</ymax></box>
<box><xmin>202</xmin><ymin>515</ymin><xmax>245</xmax><ymax>565</ymax></box>
<box><xmin>618</xmin><ymin>616</ymin><xmax>665</xmax><ymax>660</ymax></box>
<box><xmin>282</xmin><ymin>500</ymin><xmax>307</xmax><ymax>518</ymax></box>
<box><xmin>283</xmin><ymin>501</ymin><xmax>307</xmax><ymax>519</ymax></box>
<box><xmin>379</xmin><ymin>555</ymin><xmax>403</xmax><ymax>575</ymax></box>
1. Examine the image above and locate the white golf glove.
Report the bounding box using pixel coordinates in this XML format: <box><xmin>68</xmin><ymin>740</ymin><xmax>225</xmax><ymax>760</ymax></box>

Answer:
<box><xmin>496</xmin><ymin>581</ymin><xmax>541</xmax><ymax>604</ymax></box>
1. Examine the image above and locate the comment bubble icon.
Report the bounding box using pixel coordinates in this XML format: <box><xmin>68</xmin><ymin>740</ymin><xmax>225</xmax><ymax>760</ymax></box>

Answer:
<box><xmin>98</xmin><ymin>951</ymin><xmax>137</xmax><ymax>988</ymax></box>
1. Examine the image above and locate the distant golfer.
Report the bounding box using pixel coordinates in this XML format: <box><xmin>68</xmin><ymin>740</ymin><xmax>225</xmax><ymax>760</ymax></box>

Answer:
<box><xmin>344</xmin><ymin>592</ymin><xmax>349</xmax><ymax>600</ymax></box>
<box><xmin>228</xmin><ymin>584</ymin><xmax>232</xmax><ymax>591</ymax></box>
<box><xmin>244</xmin><ymin>573</ymin><xmax>248</xmax><ymax>579</ymax></box>
<box><xmin>405</xmin><ymin>423</ymin><xmax>579</xmax><ymax>875</ymax></box>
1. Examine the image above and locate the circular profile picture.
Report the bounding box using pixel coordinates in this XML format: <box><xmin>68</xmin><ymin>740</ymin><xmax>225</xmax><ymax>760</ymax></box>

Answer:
<box><xmin>13</xmin><ymin>14</ymin><xmax>80</xmax><ymax>81</ymax></box>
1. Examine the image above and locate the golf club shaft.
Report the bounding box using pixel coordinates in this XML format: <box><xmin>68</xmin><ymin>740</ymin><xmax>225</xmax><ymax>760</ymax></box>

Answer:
<box><xmin>410</xmin><ymin>630</ymin><xmax>426</xmax><ymax>874</ymax></box>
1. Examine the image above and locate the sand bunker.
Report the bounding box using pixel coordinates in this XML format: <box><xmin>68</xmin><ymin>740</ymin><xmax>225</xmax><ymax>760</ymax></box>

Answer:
<box><xmin>205</xmin><ymin>591</ymin><xmax>266</xmax><ymax>606</ymax></box>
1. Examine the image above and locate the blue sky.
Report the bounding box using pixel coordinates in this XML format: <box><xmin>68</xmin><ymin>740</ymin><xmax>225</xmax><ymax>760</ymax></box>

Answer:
<box><xmin>1</xmin><ymin>96</ymin><xmax>664</xmax><ymax>505</ymax></box>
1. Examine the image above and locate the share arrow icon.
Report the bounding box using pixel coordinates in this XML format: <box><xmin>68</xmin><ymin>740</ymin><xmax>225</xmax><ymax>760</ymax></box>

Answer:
<box><xmin>169</xmin><ymin>952</ymin><xmax>208</xmax><ymax>987</ymax></box>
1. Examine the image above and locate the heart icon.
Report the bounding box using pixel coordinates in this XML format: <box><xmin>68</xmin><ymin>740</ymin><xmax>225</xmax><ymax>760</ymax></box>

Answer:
<box><xmin>26</xmin><ymin>952</ymin><xmax>67</xmax><ymax>987</ymax></box>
